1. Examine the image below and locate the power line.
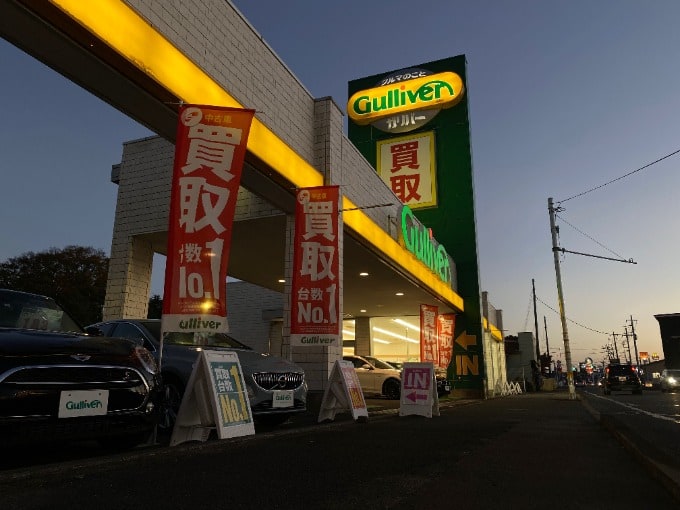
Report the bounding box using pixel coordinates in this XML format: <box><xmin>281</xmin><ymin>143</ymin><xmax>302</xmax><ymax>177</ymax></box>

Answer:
<box><xmin>558</xmin><ymin>147</ymin><xmax>680</xmax><ymax>203</ymax></box>
<box><xmin>555</xmin><ymin>213</ymin><xmax>625</xmax><ymax>259</ymax></box>
<box><xmin>535</xmin><ymin>295</ymin><xmax>609</xmax><ymax>335</ymax></box>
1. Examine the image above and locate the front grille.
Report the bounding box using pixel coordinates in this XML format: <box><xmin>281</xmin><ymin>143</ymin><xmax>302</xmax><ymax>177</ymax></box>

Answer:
<box><xmin>251</xmin><ymin>399</ymin><xmax>306</xmax><ymax>413</ymax></box>
<box><xmin>2</xmin><ymin>366</ymin><xmax>144</xmax><ymax>386</ymax></box>
<box><xmin>0</xmin><ymin>365</ymin><xmax>150</xmax><ymax>418</ymax></box>
<box><xmin>251</xmin><ymin>372</ymin><xmax>304</xmax><ymax>390</ymax></box>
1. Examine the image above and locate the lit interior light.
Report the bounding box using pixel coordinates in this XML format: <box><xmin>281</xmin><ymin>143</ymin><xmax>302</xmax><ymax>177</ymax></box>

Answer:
<box><xmin>200</xmin><ymin>300</ymin><xmax>214</xmax><ymax>312</ymax></box>
<box><xmin>373</xmin><ymin>326</ymin><xmax>419</xmax><ymax>344</ymax></box>
<box><xmin>393</xmin><ymin>318</ymin><xmax>421</xmax><ymax>333</ymax></box>
<box><xmin>342</xmin><ymin>329</ymin><xmax>355</xmax><ymax>337</ymax></box>
<box><xmin>360</xmin><ymin>309</ymin><xmax>367</xmax><ymax>313</ymax></box>
<box><xmin>373</xmin><ymin>338</ymin><xmax>390</xmax><ymax>344</ymax></box>
<box><xmin>359</xmin><ymin>272</ymin><xmax>369</xmax><ymax>277</ymax></box>
<box><xmin>395</xmin><ymin>292</ymin><xmax>404</xmax><ymax>296</ymax></box>
<box><xmin>278</xmin><ymin>279</ymin><xmax>285</xmax><ymax>283</ymax></box>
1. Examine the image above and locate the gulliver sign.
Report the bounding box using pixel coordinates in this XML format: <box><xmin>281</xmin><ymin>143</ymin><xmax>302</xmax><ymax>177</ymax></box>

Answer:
<box><xmin>400</xmin><ymin>205</ymin><xmax>455</xmax><ymax>288</ymax></box>
<box><xmin>347</xmin><ymin>70</ymin><xmax>464</xmax><ymax>133</ymax></box>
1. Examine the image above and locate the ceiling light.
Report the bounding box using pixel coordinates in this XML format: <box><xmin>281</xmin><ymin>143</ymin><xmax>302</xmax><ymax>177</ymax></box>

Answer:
<box><xmin>393</xmin><ymin>318</ymin><xmax>421</xmax><ymax>333</ymax></box>
<box><xmin>395</xmin><ymin>292</ymin><xmax>404</xmax><ymax>296</ymax></box>
<box><xmin>373</xmin><ymin>338</ymin><xmax>391</xmax><ymax>344</ymax></box>
<box><xmin>373</xmin><ymin>326</ymin><xmax>419</xmax><ymax>344</ymax></box>
<box><xmin>278</xmin><ymin>279</ymin><xmax>285</xmax><ymax>283</ymax></box>
<box><xmin>360</xmin><ymin>309</ymin><xmax>367</xmax><ymax>313</ymax></box>
<box><xmin>359</xmin><ymin>272</ymin><xmax>369</xmax><ymax>277</ymax></box>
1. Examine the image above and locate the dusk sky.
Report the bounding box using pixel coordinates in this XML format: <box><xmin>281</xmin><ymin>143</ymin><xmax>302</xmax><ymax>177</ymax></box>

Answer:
<box><xmin>2</xmin><ymin>0</ymin><xmax>680</xmax><ymax>366</ymax></box>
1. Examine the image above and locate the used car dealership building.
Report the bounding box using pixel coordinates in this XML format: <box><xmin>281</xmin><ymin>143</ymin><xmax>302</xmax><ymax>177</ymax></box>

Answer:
<box><xmin>2</xmin><ymin>0</ymin><xmax>506</xmax><ymax>400</ymax></box>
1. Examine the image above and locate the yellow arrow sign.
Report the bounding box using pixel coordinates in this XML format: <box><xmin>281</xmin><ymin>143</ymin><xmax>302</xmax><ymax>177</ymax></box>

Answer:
<box><xmin>455</xmin><ymin>331</ymin><xmax>477</xmax><ymax>350</ymax></box>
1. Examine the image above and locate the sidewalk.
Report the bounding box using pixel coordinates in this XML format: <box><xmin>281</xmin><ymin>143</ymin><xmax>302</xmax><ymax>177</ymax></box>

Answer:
<box><xmin>2</xmin><ymin>390</ymin><xmax>680</xmax><ymax>509</ymax></box>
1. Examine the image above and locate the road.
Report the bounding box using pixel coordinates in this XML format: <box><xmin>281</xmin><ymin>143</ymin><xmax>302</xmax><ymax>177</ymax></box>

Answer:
<box><xmin>1</xmin><ymin>391</ymin><xmax>679</xmax><ymax>510</ymax></box>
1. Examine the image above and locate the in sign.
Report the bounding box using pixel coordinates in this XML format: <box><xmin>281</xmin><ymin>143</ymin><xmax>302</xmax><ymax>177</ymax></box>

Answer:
<box><xmin>403</xmin><ymin>367</ymin><xmax>431</xmax><ymax>390</ymax></box>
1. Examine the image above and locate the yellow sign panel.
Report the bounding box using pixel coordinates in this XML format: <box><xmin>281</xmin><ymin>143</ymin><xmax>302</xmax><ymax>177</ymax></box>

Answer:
<box><xmin>347</xmin><ymin>72</ymin><xmax>465</xmax><ymax>125</ymax></box>
<box><xmin>377</xmin><ymin>131</ymin><xmax>436</xmax><ymax>209</ymax></box>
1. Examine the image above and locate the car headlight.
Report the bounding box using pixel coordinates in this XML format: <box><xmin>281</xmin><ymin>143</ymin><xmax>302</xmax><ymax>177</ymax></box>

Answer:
<box><xmin>668</xmin><ymin>377</ymin><xmax>677</xmax><ymax>384</ymax></box>
<box><xmin>133</xmin><ymin>346</ymin><xmax>159</xmax><ymax>375</ymax></box>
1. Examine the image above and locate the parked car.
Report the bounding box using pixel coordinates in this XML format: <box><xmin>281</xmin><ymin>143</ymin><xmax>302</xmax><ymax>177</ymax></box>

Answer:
<box><xmin>0</xmin><ymin>289</ymin><xmax>162</xmax><ymax>449</ymax></box>
<box><xmin>660</xmin><ymin>368</ymin><xmax>680</xmax><ymax>392</ymax></box>
<box><xmin>602</xmin><ymin>363</ymin><xmax>643</xmax><ymax>395</ymax></box>
<box><xmin>88</xmin><ymin>319</ymin><xmax>307</xmax><ymax>430</ymax></box>
<box><xmin>343</xmin><ymin>355</ymin><xmax>402</xmax><ymax>399</ymax></box>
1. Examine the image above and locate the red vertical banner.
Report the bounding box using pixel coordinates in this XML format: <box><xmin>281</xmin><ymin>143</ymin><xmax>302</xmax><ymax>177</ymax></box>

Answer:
<box><xmin>162</xmin><ymin>105</ymin><xmax>255</xmax><ymax>334</ymax></box>
<box><xmin>437</xmin><ymin>313</ymin><xmax>455</xmax><ymax>370</ymax></box>
<box><xmin>420</xmin><ymin>304</ymin><xmax>439</xmax><ymax>363</ymax></box>
<box><xmin>290</xmin><ymin>186</ymin><xmax>341</xmax><ymax>346</ymax></box>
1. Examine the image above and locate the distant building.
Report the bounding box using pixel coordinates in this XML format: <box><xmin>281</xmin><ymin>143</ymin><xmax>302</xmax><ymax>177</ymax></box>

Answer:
<box><xmin>505</xmin><ymin>331</ymin><xmax>537</xmax><ymax>388</ymax></box>
<box><xmin>654</xmin><ymin>314</ymin><xmax>680</xmax><ymax>369</ymax></box>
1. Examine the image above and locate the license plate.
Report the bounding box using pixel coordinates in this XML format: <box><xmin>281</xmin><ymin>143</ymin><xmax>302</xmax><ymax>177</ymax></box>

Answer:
<box><xmin>444</xmin><ymin>384</ymin><xmax>451</xmax><ymax>391</ymax></box>
<box><xmin>58</xmin><ymin>390</ymin><xmax>109</xmax><ymax>418</ymax></box>
<box><xmin>272</xmin><ymin>390</ymin><xmax>294</xmax><ymax>408</ymax></box>
<box><xmin>618</xmin><ymin>376</ymin><xmax>627</xmax><ymax>382</ymax></box>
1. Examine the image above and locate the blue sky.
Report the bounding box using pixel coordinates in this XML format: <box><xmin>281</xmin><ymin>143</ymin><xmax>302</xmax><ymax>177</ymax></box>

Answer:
<box><xmin>2</xmin><ymin>0</ymin><xmax>680</xmax><ymax>365</ymax></box>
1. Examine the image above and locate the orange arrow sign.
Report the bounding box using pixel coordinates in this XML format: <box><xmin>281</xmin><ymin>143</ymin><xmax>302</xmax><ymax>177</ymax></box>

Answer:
<box><xmin>455</xmin><ymin>331</ymin><xmax>477</xmax><ymax>350</ymax></box>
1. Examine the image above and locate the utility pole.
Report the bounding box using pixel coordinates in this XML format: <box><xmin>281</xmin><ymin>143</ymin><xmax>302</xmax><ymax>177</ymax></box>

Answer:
<box><xmin>623</xmin><ymin>327</ymin><xmax>632</xmax><ymax>364</ymax></box>
<box><xmin>548</xmin><ymin>197</ymin><xmax>575</xmax><ymax>399</ymax></box>
<box><xmin>532</xmin><ymin>279</ymin><xmax>541</xmax><ymax>363</ymax></box>
<box><xmin>612</xmin><ymin>332</ymin><xmax>619</xmax><ymax>362</ymax></box>
<box><xmin>629</xmin><ymin>315</ymin><xmax>640</xmax><ymax>367</ymax></box>
<box><xmin>543</xmin><ymin>316</ymin><xmax>550</xmax><ymax>357</ymax></box>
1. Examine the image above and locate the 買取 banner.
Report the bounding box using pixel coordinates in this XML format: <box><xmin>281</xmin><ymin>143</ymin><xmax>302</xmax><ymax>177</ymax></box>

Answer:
<box><xmin>290</xmin><ymin>185</ymin><xmax>341</xmax><ymax>346</ymax></box>
<box><xmin>162</xmin><ymin>105</ymin><xmax>255</xmax><ymax>334</ymax></box>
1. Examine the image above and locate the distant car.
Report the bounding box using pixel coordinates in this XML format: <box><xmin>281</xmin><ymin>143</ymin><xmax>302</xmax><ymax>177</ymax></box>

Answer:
<box><xmin>343</xmin><ymin>355</ymin><xmax>402</xmax><ymax>399</ymax></box>
<box><xmin>435</xmin><ymin>368</ymin><xmax>452</xmax><ymax>397</ymax></box>
<box><xmin>88</xmin><ymin>319</ymin><xmax>307</xmax><ymax>429</ymax></box>
<box><xmin>660</xmin><ymin>369</ymin><xmax>680</xmax><ymax>393</ymax></box>
<box><xmin>602</xmin><ymin>363</ymin><xmax>643</xmax><ymax>395</ymax></box>
<box><xmin>0</xmin><ymin>289</ymin><xmax>162</xmax><ymax>449</ymax></box>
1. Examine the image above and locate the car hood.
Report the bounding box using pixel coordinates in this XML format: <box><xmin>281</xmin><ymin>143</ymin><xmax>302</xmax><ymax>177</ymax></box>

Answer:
<box><xmin>160</xmin><ymin>344</ymin><xmax>304</xmax><ymax>373</ymax></box>
<box><xmin>0</xmin><ymin>327</ymin><xmax>138</xmax><ymax>358</ymax></box>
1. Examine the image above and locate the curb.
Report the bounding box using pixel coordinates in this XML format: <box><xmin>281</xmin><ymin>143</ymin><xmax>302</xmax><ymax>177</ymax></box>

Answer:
<box><xmin>581</xmin><ymin>396</ymin><xmax>680</xmax><ymax>503</ymax></box>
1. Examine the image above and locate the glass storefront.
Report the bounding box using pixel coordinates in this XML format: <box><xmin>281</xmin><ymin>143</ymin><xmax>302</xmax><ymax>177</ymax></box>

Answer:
<box><xmin>342</xmin><ymin>316</ymin><xmax>422</xmax><ymax>365</ymax></box>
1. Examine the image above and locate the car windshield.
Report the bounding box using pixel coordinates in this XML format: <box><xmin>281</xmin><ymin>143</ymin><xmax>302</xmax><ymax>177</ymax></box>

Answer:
<box><xmin>143</xmin><ymin>320</ymin><xmax>252</xmax><ymax>349</ymax></box>
<box><xmin>665</xmin><ymin>369</ymin><xmax>680</xmax><ymax>377</ymax></box>
<box><xmin>365</xmin><ymin>356</ymin><xmax>398</xmax><ymax>370</ymax></box>
<box><xmin>0</xmin><ymin>289</ymin><xmax>83</xmax><ymax>333</ymax></box>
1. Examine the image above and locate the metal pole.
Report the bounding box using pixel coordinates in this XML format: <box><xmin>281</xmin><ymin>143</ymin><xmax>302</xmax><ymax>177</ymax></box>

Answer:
<box><xmin>548</xmin><ymin>197</ymin><xmax>575</xmax><ymax>399</ymax></box>
<box><xmin>544</xmin><ymin>316</ymin><xmax>551</xmax><ymax>376</ymax></box>
<box><xmin>532</xmin><ymin>279</ymin><xmax>541</xmax><ymax>362</ymax></box>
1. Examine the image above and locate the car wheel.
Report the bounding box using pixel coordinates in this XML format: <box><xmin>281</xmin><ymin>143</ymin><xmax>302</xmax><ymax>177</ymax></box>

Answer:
<box><xmin>383</xmin><ymin>379</ymin><xmax>401</xmax><ymax>400</ymax></box>
<box><xmin>159</xmin><ymin>375</ymin><xmax>185</xmax><ymax>434</ymax></box>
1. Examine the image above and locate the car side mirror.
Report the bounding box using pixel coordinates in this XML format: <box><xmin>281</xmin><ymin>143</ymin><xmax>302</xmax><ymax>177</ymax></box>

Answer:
<box><xmin>361</xmin><ymin>363</ymin><xmax>373</xmax><ymax>370</ymax></box>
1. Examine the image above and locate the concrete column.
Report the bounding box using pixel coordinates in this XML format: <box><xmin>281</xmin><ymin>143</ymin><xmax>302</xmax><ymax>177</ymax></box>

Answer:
<box><xmin>354</xmin><ymin>317</ymin><xmax>372</xmax><ymax>356</ymax></box>
<box><xmin>103</xmin><ymin>234</ymin><xmax>153</xmax><ymax>319</ymax></box>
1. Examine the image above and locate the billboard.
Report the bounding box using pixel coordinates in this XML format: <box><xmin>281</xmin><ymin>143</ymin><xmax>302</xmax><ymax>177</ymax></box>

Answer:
<box><xmin>348</xmin><ymin>55</ymin><xmax>482</xmax><ymax>392</ymax></box>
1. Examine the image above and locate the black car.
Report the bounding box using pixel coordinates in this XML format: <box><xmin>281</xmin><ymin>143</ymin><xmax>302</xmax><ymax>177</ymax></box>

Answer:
<box><xmin>0</xmin><ymin>289</ymin><xmax>162</xmax><ymax>449</ymax></box>
<box><xmin>603</xmin><ymin>363</ymin><xmax>643</xmax><ymax>395</ymax></box>
<box><xmin>88</xmin><ymin>319</ymin><xmax>308</xmax><ymax>430</ymax></box>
